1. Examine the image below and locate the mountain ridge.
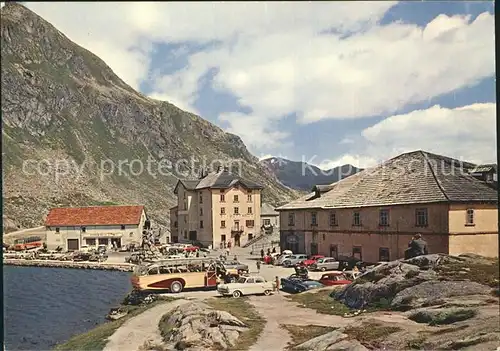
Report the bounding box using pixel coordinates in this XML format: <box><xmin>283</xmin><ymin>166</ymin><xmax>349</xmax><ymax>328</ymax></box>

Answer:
<box><xmin>1</xmin><ymin>3</ymin><xmax>299</xmax><ymax>232</ymax></box>
<box><xmin>259</xmin><ymin>157</ymin><xmax>362</xmax><ymax>191</ymax></box>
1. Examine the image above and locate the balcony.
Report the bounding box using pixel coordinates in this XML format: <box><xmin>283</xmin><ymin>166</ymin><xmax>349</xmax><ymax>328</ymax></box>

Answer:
<box><xmin>231</xmin><ymin>226</ymin><xmax>243</xmax><ymax>234</ymax></box>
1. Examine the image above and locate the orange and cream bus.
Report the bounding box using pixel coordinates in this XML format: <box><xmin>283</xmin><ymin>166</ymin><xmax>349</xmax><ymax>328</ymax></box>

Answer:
<box><xmin>131</xmin><ymin>258</ymin><xmax>227</xmax><ymax>293</ymax></box>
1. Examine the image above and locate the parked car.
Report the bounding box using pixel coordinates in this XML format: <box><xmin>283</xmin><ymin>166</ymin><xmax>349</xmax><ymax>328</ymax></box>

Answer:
<box><xmin>222</xmin><ymin>260</ymin><xmax>249</xmax><ymax>273</ymax></box>
<box><xmin>310</xmin><ymin>257</ymin><xmax>340</xmax><ymax>271</ymax></box>
<box><xmin>318</xmin><ymin>272</ymin><xmax>352</xmax><ymax>286</ymax></box>
<box><xmin>282</xmin><ymin>254</ymin><xmax>308</xmax><ymax>267</ymax></box>
<box><xmin>276</xmin><ymin>254</ymin><xmax>294</xmax><ymax>266</ymax></box>
<box><xmin>97</xmin><ymin>245</ymin><xmax>107</xmax><ymax>254</ymax></box>
<box><xmin>299</xmin><ymin>255</ymin><xmax>325</xmax><ymax>267</ymax></box>
<box><xmin>217</xmin><ymin>275</ymin><xmax>276</xmax><ymax>298</ymax></box>
<box><xmin>337</xmin><ymin>255</ymin><xmax>365</xmax><ymax>270</ymax></box>
<box><xmin>125</xmin><ymin>253</ymin><xmax>144</xmax><ymax>264</ymax></box>
<box><xmin>280</xmin><ymin>277</ymin><xmax>324</xmax><ymax>293</ymax></box>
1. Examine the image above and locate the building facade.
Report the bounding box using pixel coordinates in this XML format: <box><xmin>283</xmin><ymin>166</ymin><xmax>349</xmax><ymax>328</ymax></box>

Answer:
<box><xmin>45</xmin><ymin>205</ymin><xmax>148</xmax><ymax>251</ymax></box>
<box><xmin>277</xmin><ymin>151</ymin><xmax>498</xmax><ymax>262</ymax></box>
<box><xmin>171</xmin><ymin>168</ymin><xmax>264</xmax><ymax>248</ymax></box>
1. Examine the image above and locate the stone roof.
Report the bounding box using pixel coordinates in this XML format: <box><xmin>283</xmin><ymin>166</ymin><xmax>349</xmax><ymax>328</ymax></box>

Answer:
<box><xmin>45</xmin><ymin>205</ymin><xmax>145</xmax><ymax>226</ymax></box>
<box><xmin>261</xmin><ymin>203</ymin><xmax>279</xmax><ymax>216</ymax></box>
<box><xmin>277</xmin><ymin>150</ymin><xmax>498</xmax><ymax>210</ymax></box>
<box><xmin>174</xmin><ymin>170</ymin><xmax>264</xmax><ymax>194</ymax></box>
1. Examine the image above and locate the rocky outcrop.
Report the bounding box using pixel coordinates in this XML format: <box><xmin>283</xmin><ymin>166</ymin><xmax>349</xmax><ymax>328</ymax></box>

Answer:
<box><xmin>158</xmin><ymin>301</ymin><xmax>249</xmax><ymax>350</ymax></box>
<box><xmin>1</xmin><ymin>3</ymin><xmax>299</xmax><ymax>231</ymax></box>
<box><xmin>334</xmin><ymin>254</ymin><xmax>497</xmax><ymax>310</ymax></box>
<box><xmin>294</xmin><ymin>329</ymin><xmax>368</xmax><ymax>351</ymax></box>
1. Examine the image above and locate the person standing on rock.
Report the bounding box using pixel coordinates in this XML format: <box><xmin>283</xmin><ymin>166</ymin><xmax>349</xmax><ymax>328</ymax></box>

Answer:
<box><xmin>408</xmin><ymin>233</ymin><xmax>428</xmax><ymax>258</ymax></box>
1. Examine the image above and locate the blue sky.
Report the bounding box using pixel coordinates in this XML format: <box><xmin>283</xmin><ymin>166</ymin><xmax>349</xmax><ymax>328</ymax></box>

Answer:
<box><xmin>20</xmin><ymin>2</ymin><xmax>497</xmax><ymax>169</ymax></box>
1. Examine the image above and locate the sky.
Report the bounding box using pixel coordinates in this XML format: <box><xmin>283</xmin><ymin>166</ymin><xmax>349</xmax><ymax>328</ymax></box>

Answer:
<box><xmin>3</xmin><ymin>1</ymin><xmax>496</xmax><ymax>169</ymax></box>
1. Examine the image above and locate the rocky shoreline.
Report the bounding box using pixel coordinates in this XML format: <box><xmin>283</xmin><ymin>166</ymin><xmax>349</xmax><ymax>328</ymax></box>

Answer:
<box><xmin>3</xmin><ymin>259</ymin><xmax>134</xmax><ymax>272</ymax></box>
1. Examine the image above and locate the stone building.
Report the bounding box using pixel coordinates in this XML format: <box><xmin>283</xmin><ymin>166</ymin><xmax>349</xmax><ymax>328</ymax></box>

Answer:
<box><xmin>277</xmin><ymin>150</ymin><xmax>498</xmax><ymax>262</ymax></box>
<box><xmin>45</xmin><ymin>205</ymin><xmax>148</xmax><ymax>251</ymax></box>
<box><xmin>170</xmin><ymin>168</ymin><xmax>264</xmax><ymax>248</ymax></box>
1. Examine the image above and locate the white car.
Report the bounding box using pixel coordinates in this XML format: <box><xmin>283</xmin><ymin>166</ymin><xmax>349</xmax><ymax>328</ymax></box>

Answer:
<box><xmin>217</xmin><ymin>276</ymin><xmax>276</xmax><ymax>298</ymax></box>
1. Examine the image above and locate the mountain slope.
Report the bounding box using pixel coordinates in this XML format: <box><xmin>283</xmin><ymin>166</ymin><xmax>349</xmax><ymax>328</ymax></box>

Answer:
<box><xmin>260</xmin><ymin>157</ymin><xmax>362</xmax><ymax>191</ymax></box>
<box><xmin>1</xmin><ymin>3</ymin><xmax>299</xmax><ymax>232</ymax></box>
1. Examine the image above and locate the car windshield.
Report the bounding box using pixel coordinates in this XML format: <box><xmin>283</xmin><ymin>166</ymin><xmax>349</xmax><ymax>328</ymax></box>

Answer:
<box><xmin>236</xmin><ymin>277</ymin><xmax>246</xmax><ymax>284</ymax></box>
<box><xmin>304</xmin><ymin>281</ymin><xmax>322</xmax><ymax>287</ymax></box>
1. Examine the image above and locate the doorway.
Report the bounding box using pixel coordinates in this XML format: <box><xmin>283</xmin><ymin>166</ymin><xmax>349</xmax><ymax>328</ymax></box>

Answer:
<box><xmin>67</xmin><ymin>239</ymin><xmax>79</xmax><ymax>251</ymax></box>
<box><xmin>330</xmin><ymin>245</ymin><xmax>338</xmax><ymax>259</ymax></box>
<box><xmin>234</xmin><ymin>233</ymin><xmax>241</xmax><ymax>247</ymax></box>
<box><xmin>310</xmin><ymin>243</ymin><xmax>318</xmax><ymax>255</ymax></box>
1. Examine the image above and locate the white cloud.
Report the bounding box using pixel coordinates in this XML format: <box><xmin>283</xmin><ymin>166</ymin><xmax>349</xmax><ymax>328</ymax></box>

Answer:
<box><xmin>331</xmin><ymin>103</ymin><xmax>497</xmax><ymax>167</ymax></box>
<box><xmin>258</xmin><ymin>154</ymin><xmax>275</xmax><ymax>161</ymax></box>
<box><xmin>15</xmin><ymin>3</ymin><xmax>496</xmax><ymax>157</ymax></box>
<box><xmin>315</xmin><ymin>155</ymin><xmax>380</xmax><ymax>170</ymax></box>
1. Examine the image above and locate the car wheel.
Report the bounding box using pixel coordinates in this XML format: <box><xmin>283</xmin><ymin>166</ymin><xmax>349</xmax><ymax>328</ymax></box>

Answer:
<box><xmin>321</xmin><ymin>267</ymin><xmax>327</xmax><ymax>272</ymax></box>
<box><xmin>170</xmin><ymin>281</ymin><xmax>183</xmax><ymax>293</ymax></box>
<box><xmin>264</xmin><ymin>290</ymin><xmax>272</xmax><ymax>296</ymax></box>
<box><xmin>283</xmin><ymin>261</ymin><xmax>290</xmax><ymax>267</ymax></box>
<box><xmin>232</xmin><ymin>290</ymin><xmax>242</xmax><ymax>298</ymax></box>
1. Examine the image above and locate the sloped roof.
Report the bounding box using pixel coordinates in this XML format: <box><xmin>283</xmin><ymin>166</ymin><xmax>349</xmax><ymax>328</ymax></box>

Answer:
<box><xmin>175</xmin><ymin>170</ymin><xmax>264</xmax><ymax>192</ymax></box>
<box><xmin>261</xmin><ymin>203</ymin><xmax>279</xmax><ymax>216</ymax></box>
<box><xmin>470</xmin><ymin>164</ymin><xmax>497</xmax><ymax>174</ymax></box>
<box><xmin>45</xmin><ymin>205</ymin><xmax>144</xmax><ymax>226</ymax></box>
<box><xmin>277</xmin><ymin>150</ymin><xmax>497</xmax><ymax>210</ymax></box>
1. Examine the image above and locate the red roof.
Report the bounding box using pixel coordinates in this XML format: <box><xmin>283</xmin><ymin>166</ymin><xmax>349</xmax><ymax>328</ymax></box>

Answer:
<box><xmin>45</xmin><ymin>205</ymin><xmax>145</xmax><ymax>226</ymax></box>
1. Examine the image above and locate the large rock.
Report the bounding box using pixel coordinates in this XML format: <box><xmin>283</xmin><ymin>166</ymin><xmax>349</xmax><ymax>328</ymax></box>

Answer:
<box><xmin>294</xmin><ymin>330</ymin><xmax>368</xmax><ymax>351</ymax></box>
<box><xmin>334</xmin><ymin>254</ymin><xmax>493</xmax><ymax>310</ymax></box>
<box><xmin>391</xmin><ymin>281</ymin><xmax>492</xmax><ymax>310</ymax></box>
<box><xmin>160</xmin><ymin>302</ymin><xmax>248</xmax><ymax>350</ymax></box>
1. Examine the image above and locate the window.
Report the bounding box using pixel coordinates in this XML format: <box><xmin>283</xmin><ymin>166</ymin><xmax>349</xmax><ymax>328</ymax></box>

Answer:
<box><xmin>248</xmin><ymin>207</ymin><xmax>252</xmax><ymax>214</ymax></box>
<box><xmin>263</xmin><ymin>219</ymin><xmax>271</xmax><ymax>226</ymax></box>
<box><xmin>312</xmin><ymin>232</ymin><xmax>318</xmax><ymax>242</ymax></box>
<box><xmin>174</xmin><ymin>221</ymin><xmax>178</xmax><ymax>228</ymax></box>
<box><xmin>352</xmin><ymin>246</ymin><xmax>362</xmax><ymax>260</ymax></box>
<box><xmin>329</xmin><ymin>212</ymin><xmax>337</xmax><ymax>226</ymax></box>
<box><xmin>255</xmin><ymin>277</ymin><xmax>264</xmax><ymax>283</ymax></box>
<box><xmin>183</xmin><ymin>201</ymin><xmax>187</xmax><ymax>210</ymax></box>
<box><xmin>379</xmin><ymin>247</ymin><xmax>390</xmax><ymax>262</ymax></box>
<box><xmin>184</xmin><ymin>230</ymin><xmax>187</xmax><ymax>238</ymax></box>
<box><xmin>288</xmin><ymin>213</ymin><xmax>295</xmax><ymax>226</ymax></box>
<box><xmin>234</xmin><ymin>207</ymin><xmax>239</xmax><ymax>215</ymax></box>
<box><xmin>221</xmin><ymin>220</ymin><xmax>226</xmax><ymax>228</ymax></box>
<box><xmin>121</xmin><ymin>225</ymin><xmax>125</xmax><ymax>230</ymax></box>
<box><xmin>200</xmin><ymin>208</ymin><xmax>203</xmax><ymax>216</ymax></box>
<box><xmin>220</xmin><ymin>194</ymin><xmax>225</xmax><ymax>202</ymax></box>
<box><xmin>248</xmin><ymin>233</ymin><xmax>253</xmax><ymax>240</ymax></box>
<box><xmin>311</xmin><ymin>212</ymin><xmax>318</xmax><ymax>226</ymax></box>
<box><xmin>234</xmin><ymin>195</ymin><xmax>239</xmax><ymax>202</ymax></box>
<box><xmin>55</xmin><ymin>227</ymin><xmax>60</xmax><ymax>233</ymax></box>
<box><xmin>246</xmin><ymin>220</ymin><xmax>255</xmax><ymax>227</ymax></box>
<box><xmin>379</xmin><ymin>209</ymin><xmax>389</xmax><ymax>226</ymax></box>
<box><xmin>466</xmin><ymin>209</ymin><xmax>475</xmax><ymax>225</ymax></box>
<box><xmin>415</xmin><ymin>208</ymin><xmax>428</xmax><ymax>227</ymax></box>
<box><xmin>221</xmin><ymin>234</ymin><xmax>226</xmax><ymax>242</ymax></box>
<box><xmin>353</xmin><ymin>212</ymin><xmax>361</xmax><ymax>226</ymax></box>
<box><xmin>86</xmin><ymin>238</ymin><xmax>96</xmax><ymax>246</ymax></box>
<box><xmin>199</xmin><ymin>195</ymin><xmax>203</xmax><ymax>203</ymax></box>
<box><xmin>81</xmin><ymin>226</ymin><xmax>86</xmax><ymax>233</ymax></box>
<box><xmin>246</xmin><ymin>278</ymin><xmax>255</xmax><ymax>284</ymax></box>
<box><xmin>247</xmin><ymin>194</ymin><xmax>252</xmax><ymax>202</ymax></box>
<box><xmin>200</xmin><ymin>220</ymin><xmax>204</xmax><ymax>228</ymax></box>
<box><xmin>220</xmin><ymin>207</ymin><xmax>226</xmax><ymax>215</ymax></box>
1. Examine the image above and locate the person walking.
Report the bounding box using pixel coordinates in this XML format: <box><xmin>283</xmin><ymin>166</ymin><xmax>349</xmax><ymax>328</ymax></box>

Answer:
<box><xmin>272</xmin><ymin>247</ymin><xmax>276</xmax><ymax>254</ymax></box>
<box><xmin>260</xmin><ymin>249</ymin><xmax>265</xmax><ymax>260</ymax></box>
<box><xmin>274</xmin><ymin>276</ymin><xmax>280</xmax><ymax>293</ymax></box>
<box><xmin>256</xmin><ymin>260</ymin><xmax>261</xmax><ymax>273</ymax></box>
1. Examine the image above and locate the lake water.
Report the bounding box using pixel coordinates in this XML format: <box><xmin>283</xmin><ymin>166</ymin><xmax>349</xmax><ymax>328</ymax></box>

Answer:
<box><xmin>4</xmin><ymin>266</ymin><xmax>132</xmax><ymax>350</ymax></box>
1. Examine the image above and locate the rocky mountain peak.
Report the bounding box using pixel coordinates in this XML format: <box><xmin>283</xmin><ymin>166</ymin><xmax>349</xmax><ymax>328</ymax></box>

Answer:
<box><xmin>1</xmin><ymin>3</ymin><xmax>298</xmax><ymax>232</ymax></box>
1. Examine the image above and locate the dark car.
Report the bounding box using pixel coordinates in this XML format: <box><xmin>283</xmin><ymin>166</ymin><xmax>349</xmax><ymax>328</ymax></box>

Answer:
<box><xmin>337</xmin><ymin>255</ymin><xmax>364</xmax><ymax>270</ymax></box>
<box><xmin>280</xmin><ymin>276</ymin><xmax>324</xmax><ymax>294</ymax></box>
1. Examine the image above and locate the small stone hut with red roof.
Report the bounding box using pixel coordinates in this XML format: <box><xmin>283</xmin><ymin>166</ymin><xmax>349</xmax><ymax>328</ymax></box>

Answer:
<box><xmin>45</xmin><ymin>205</ymin><xmax>147</xmax><ymax>251</ymax></box>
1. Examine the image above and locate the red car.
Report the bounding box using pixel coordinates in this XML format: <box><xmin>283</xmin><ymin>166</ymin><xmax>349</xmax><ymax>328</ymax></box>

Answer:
<box><xmin>299</xmin><ymin>255</ymin><xmax>325</xmax><ymax>267</ymax></box>
<box><xmin>318</xmin><ymin>272</ymin><xmax>352</xmax><ymax>286</ymax></box>
<box><xmin>184</xmin><ymin>246</ymin><xmax>200</xmax><ymax>252</ymax></box>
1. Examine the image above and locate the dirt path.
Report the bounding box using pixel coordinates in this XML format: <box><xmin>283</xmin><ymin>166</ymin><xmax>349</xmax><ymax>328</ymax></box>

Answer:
<box><xmin>103</xmin><ymin>299</ymin><xmax>189</xmax><ymax>351</ymax></box>
<box><xmin>247</xmin><ymin>293</ymin><xmax>418</xmax><ymax>351</ymax></box>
